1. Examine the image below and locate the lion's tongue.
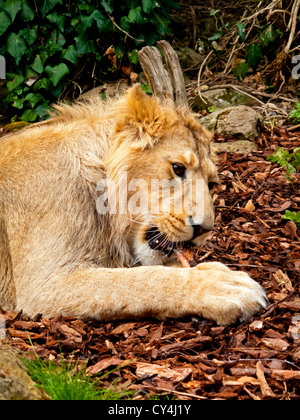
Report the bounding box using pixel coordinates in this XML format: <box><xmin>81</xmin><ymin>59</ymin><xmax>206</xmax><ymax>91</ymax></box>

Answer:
<box><xmin>174</xmin><ymin>249</ymin><xmax>191</xmax><ymax>268</ymax></box>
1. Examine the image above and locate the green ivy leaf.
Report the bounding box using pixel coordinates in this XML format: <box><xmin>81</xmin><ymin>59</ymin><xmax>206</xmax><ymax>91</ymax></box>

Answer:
<box><xmin>7</xmin><ymin>74</ymin><xmax>24</xmax><ymax>92</ymax></box>
<box><xmin>46</xmin><ymin>29</ymin><xmax>66</xmax><ymax>55</ymax></box>
<box><xmin>35</xmin><ymin>103</ymin><xmax>51</xmax><ymax>120</ymax></box>
<box><xmin>19</xmin><ymin>28</ymin><xmax>38</xmax><ymax>46</ymax></box>
<box><xmin>159</xmin><ymin>0</ymin><xmax>180</xmax><ymax>9</ymax></box>
<box><xmin>40</xmin><ymin>0</ymin><xmax>63</xmax><ymax>18</ymax></box>
<box><xmin>236</xmin><ymin>22</ymin><xmax>246</xmax><ymax>42</ymax></box>
<box><xmin>142</xmin><ymin>0</ymin><xmax>156</xmax><ymax>13</ymax></box>
<box><xmin>154</xmin><ymin>12</ymin><xmax>169</xmax><ymax>35</ymax></box>
<box><xmin>24</xmin><ymin>93</ymin><xmax>42</xmax><ymax>108</ymax></box>
<box><xmin>61</xmin><ymin>45</ymin><xmax>78</xmax><ymax>64</ymax></box>
<box><xmin>120</xmin><ymin>16</ymin><xmax>130</xmax><ymax>32</ymax></box>
<box><xmin>21</xmin><ymin>1</ymin><xmax>35</xmax><ymax>21</ymax></box>
<box><xmin>0</xmin><ymin>11</ymin><xmax>11</xmax><ymax>36</ymax></box>
<box><xmin>4</xmin><ymin>0</ymin><xmax>22</xmax><ymax>21</ymax></box>
<box><xmin>247</xmin><ymin>44</ymin><xmax>264</xmax><ymax>70</ymax></box>
<box><xmin>128</xmin><ymin>7</ymin><xmax>144</xmax><ymax>25</ymax></box>
<box><xmin>45</xmin><ymin>63</ymin><xmax>69</xmax><ymax>87</ymax></box>
<box><xmin>32</xmin><ymin>55</ymin><xmax>44</xmax><ymax>74</ymax></box>
<box><xmin>34</xmin><ymin>78</ymin><xmax>50</xmax><ymax>91</ymax></box>
<box><xmin>75</xmin><ymin>35</ymin><xmax>96</xmax><ymax>55</ymax></box>
<box><xmin>128</xmin><ymin>49</ymin><xmax>139</xmax><ymax>65</ymax></box>
<box><xmin>232</xmin><ymin>62</ymin><xmax>249</xmax><ymax>81</ymax></box>
<box><xmin>208</xmin><ymin>32</ymin><xmax>223</xmax><ymax>41</ymax></box>
<box><xmin>7</xmin><ymin>33</ymin><xmax>27</xmax><ymax>65</ymax></box>
<box><xmin>13</xmin><ymin>98</ymin><xmax>25</xmax><ymax>109</ymax></box>
<box><xmin>100</xmin><ymin>0</ymin><xmax>114</xmax><ymax>14</ymax></box>
<box><xmin>21</xmin><ymin>109</ymin><xmax>38</xmax><ymax>122</ymax></box>
<box><xmin>92</xmin><ymin>10</ymin><xmax>111</xmax><ymax>32</ymax></box>
<box><xmin>259</xmin><ymin>25</ymin><xmax>281</xmax><ymax>47</ymax></box>
<box><xmin>47</xmin><ymin>12</ymin><xmax>65</xmax><ymax>32</ymax></box>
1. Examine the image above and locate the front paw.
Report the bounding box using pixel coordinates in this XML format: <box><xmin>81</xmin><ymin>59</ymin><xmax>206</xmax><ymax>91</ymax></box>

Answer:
<box><xmin>192</xmin><ymin>263</ymin><xmax>269</xmax><ymax>326</ymax></box>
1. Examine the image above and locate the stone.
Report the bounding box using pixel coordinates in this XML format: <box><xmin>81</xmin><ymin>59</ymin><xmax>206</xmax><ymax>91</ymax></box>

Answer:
<box><xmin>191</xmin><ymin>88</ymin><xmax>254</xmax><ymax>112</ymax></box>
<box><xmin>176</xmin><ymin>47</ymin><xmax>204</xmax><ymax>69</ymax></box>
<box><xmin>79</xmin><ymin>80</ymin><xmax>129</xmax><ymax>101</ymax></box>
<box><xmin>0</xmin><ymin>345</ymin><xmax>44</xmax><ymax>400</ymax></box>
<box><xmin>212</xmin><ymin>140</ymin><xmax>258</xmax><ymax>154</ymax></box>
<box><xmin>200</xmin><ymin>105</ymin><xmax>262</xmax><ymax>139</ymax></box>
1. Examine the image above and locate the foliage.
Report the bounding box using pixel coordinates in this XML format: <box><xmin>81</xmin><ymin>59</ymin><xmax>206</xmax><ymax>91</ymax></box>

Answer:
<box><xmin>195</xmin><ymin>3</ymin><xmax>294</xmax><ymax>88</ymax></box>
<box><xmin>267</xmin><ymin>147</ymin><xmax>300</xmax><ymax>189</ymax></box>
<box><xmin>282</xmin><ymin>210</ymin><xmax>300</xmax><ymax>227</ymax></box>
<box><xmin>0</xmin><ymin>0</ymin><xmax>179</xmax><ymax>121</ymax></box>
<box><xmin>231</xmin><ymin>24</ymin><xmax>281</xmax><ymax>81</ymax></box>
<box><xmin>290</xmin><ymin>101</ymin><xmax>300</xmax><ymax>123</ymax></box>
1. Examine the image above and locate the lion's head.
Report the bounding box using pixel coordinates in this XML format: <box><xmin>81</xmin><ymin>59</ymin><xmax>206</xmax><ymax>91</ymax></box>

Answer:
<box><xmin>103</xmin><ymin>85</ymin><xmax>219</xmax><ymax>266</ymax></box>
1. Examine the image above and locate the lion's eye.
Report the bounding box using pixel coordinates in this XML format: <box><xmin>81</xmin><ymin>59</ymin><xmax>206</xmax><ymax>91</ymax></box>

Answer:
<box><xmin>172</xmin><ymin>163</ymin><xmax>186</xmax><ymax>178</ymax></box>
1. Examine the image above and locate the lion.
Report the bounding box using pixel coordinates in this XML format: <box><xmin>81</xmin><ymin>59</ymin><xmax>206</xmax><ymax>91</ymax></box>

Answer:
<box><xmin>0</xmin><ymin>85</ymin><xmax>268</xmax><ymax>326</ymax></box>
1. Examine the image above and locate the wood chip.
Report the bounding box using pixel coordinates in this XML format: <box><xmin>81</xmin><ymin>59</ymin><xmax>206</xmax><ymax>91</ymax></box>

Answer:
<box><xmin>136</xmin><ymin>363</ymin><xmax>192</xmax><ymax>383</ymax></box>
<box><xmin>256</xmin><ymin>361</ymin><xmax>275</xmax><ymax>398</ymax></box>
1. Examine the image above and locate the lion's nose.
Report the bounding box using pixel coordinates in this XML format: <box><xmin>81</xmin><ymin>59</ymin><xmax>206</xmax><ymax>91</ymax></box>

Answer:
<box><xmin>188</xmin><ymin>217</ymin><xmax>211</xmax><ymax>239</ymax></box>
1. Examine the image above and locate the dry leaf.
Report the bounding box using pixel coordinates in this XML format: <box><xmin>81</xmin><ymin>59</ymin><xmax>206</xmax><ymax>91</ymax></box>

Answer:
<box><xmin>273</xmin><ymin>270</ymin><xmax>294</xmax><ymax>292</ymax></box>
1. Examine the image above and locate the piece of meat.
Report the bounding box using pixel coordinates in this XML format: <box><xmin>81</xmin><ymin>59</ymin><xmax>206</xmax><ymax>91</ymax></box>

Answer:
<box><xmin>174</xmin><ymin>249</ymin><xmax>192</xmax><ymax>268</ymax></box>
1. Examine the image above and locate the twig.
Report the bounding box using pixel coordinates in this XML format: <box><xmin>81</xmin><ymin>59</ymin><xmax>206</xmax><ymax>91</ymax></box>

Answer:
<box><xmin>141</xmin><ymin>384</ymin><xmax>207</xmax><ymax>400</ymax></box>
<box><xmin>212</xmin><ymin>83</ymin><xmax>266</xmax><ymax>106</ymax></box>
<box><xmin>197</xmin><ymin>50</ymin><xmax>214</xmax><ymax>103</ymax></box>
<box><xmin>285</xmin><ymin>0</ymin><xmax>300</xmax><ymax>54</ymax></box>
<box><xmin>108</xmin><ymin>15</ymin><xmax>144</xmax><ymax>43</ymax></box>
<box><xmin>287</xmin><ymin>124</ymin><xmax>300</xmax><ymax>131</ymax></box>
<box><xmin>226</xmin><ymin>263</ymin><xmax>276</xmax><ymax>271</ymax></box>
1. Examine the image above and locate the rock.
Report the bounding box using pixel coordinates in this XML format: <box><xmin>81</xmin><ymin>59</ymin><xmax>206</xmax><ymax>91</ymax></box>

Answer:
<box><xmin>200</xmin><ymin>105</ymin><xmax>262</xmax><ymax>139</ymax></box>
<box><xmin>0</xmin><ymin>345</ymin><xmax>44</xmax><ymax>400</ymax></box>
<box><xmin>191</xmin><ymin>88</ymin><xmax>254</xmax><ymax>112</ymax></box>
<box><xmin>79</xmin><ymin>80</ymin><xmax>130</xmax><ymax>101</ymax></box>
<box><xmin>212</xmin><ymin>140</ymin><xmax>258</xmax><ymax>154</ymax></box>
<box><xmin>176</xmin><ymin>47</ymin><xmax>204</xmax><ymax>69</ymax></box>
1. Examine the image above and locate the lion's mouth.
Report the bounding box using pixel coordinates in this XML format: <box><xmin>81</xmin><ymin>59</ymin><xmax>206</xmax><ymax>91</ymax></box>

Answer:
<box><xmin>145</xmin><ymin>226</ymin><xmax>193</xmax><ymax>255</ymax></box>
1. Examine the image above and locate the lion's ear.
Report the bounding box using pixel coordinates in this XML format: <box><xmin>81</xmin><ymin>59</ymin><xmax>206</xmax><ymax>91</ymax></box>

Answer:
<box><xmin>114</xmin><ymin>84</ymin><xmax>176</xmax><ymax>147</ymax></box>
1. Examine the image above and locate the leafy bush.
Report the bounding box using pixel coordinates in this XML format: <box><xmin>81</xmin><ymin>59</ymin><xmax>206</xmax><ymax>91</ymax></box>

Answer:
<box><xmin>282</xmin><ymin>210</ymin><xmax>300</xmax><ymax>227</ymax></box>
<box><xmin>0</xmin><ymin>0</ymin><xmax>179</xmax><ymax>122</ymax></box>
<box><xmin>290</xmin><ymin>101</ymin><xmax>300</xmax><ymax>123</ymax></box>
<box><xmin>232</xmin><ymin>24</ymin><xmax>281</xmax><ymax>81</ymax></box>
<box><xmin>267</xmin><ymin>147</ymin><xmax>300</xmax><ymax>189</ymax></box>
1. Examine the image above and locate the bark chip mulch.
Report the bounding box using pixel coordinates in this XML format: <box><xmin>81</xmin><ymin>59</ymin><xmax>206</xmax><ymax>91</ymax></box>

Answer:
<box><xmin>1</xmin><ymin>125</ymin><xmax>299</xmax><ymax>400</ymax></box>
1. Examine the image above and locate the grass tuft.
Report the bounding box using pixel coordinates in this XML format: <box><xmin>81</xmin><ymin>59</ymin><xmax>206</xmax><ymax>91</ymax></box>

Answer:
<box><xmin>22</xmin><ymin>355</ymin><xmax>134</xmax><ymax>401</ymax></box>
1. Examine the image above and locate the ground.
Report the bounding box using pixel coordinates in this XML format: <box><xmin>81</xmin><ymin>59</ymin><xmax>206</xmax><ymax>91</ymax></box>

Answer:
<box><xmin>0</xmin><ymin>124</ymin><xmax>299</xmax><ymax>400</ymax></box>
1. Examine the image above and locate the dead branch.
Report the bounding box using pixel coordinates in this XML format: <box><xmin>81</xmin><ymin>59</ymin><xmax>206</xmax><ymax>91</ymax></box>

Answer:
<box><xmin>157</xmin><ymin>40</ymin><xmax>188</xmax><ymax>107</ymax></box>
<box><xmin>138</xmin><ymin>45</ymin><xmax>174</xmax><ymax>103</ymax></box>
<box><xmin>284</xmin><ymin>0</ymin><xmax>300</xmax><ymax>55</ymax></box>
<box><xmin>138</xmin><ymin>41</ymin><xmax>188</xmax><ymax>107</ymax></box>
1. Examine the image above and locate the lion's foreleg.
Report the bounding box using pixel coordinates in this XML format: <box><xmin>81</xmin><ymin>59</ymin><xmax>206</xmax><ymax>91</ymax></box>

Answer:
<box><xmin>17</xmin><ymin>263</ymin><xmax>268</xmax><ymax>325</ymax></box>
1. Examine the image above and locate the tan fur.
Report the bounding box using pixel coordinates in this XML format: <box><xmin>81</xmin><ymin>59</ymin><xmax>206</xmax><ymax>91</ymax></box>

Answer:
<box><xmin>0</xmin><ymin>85</ymin><xmax>268</xmax><ymax>325</ymax></box>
